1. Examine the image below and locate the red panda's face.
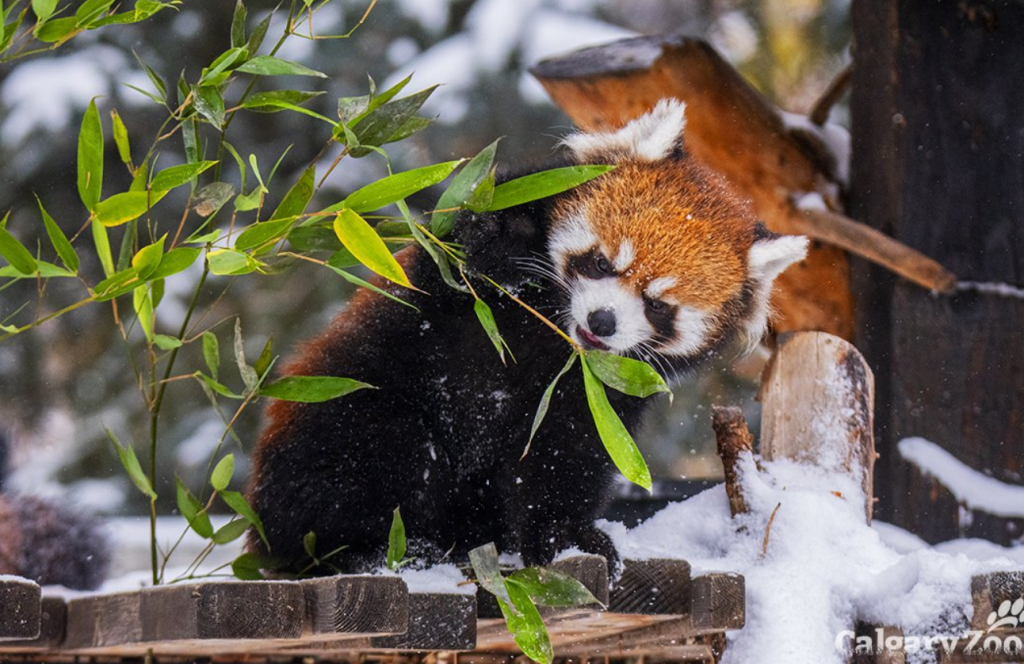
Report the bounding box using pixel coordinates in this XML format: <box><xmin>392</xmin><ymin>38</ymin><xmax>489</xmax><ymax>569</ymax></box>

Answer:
<box><xmin>541</xmin><ymin>99</ymin><xmax>808</xmax><ymax>372</ymax></box>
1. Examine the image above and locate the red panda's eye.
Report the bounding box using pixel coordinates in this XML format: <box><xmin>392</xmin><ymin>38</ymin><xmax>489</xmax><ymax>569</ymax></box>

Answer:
<box><xmin>647</xmin><ymin>299</ymin><xmax>667</xmax><ymax>312</ymax></box>
<box><xmin>595</xmin><ymin>255</ymin><xmax>612</xmax><ymax>274</ymax></box>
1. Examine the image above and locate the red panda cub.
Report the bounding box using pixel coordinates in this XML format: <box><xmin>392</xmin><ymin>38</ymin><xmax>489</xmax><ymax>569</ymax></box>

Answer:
<box><xmin>248</xmin><ymin>99</ymin><xmax>808</xmax><ymax>573</ymax></box>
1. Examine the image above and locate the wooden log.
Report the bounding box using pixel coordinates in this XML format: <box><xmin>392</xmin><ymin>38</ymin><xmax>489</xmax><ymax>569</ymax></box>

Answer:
<box><xmin>711</xmin><ymin>406</ymin><xmax>753</xmax><ymax>517</ymax></box>
<box><xmin>63</xmin><ymin>581</ymin><xmax>306</xmax><ymax>650</ymax></box>
<box><xmin>302</xmin><ymin>574</ymin><xmax>408</xmax><ymax>636</ymax></box>
<box><xmin>531</xmin><ymin>34</ymin><xmax>855</xmax><ymax>339</ymax></box>
<box><xmin>369</xmin><ymin>592</ymin><xmax>477</xmax><ymax>651</ymax></box>
<box><xmin>850</xmin><ymin>0</ymin><xmax>1024</xmax><ymax>533</ymax></box>
<box><xmin>0</xmin><ymin>595</ymin><xmax>66</xmax><ymax>651</ymax></box>
<box><xmin>609</xmin><ymin>559</ymin><xmax>692</xmax><ymax>615</ymax></box>
<box><xmin>971</xmin><ymin>572</ymin><xmax>1024</xmax><ymax>632</ymax></box>
<box><xmin>758</xmin><ymin>331</ymin><xmax>877</xmax><ymax>521</ymax></box>
<box><xmin>0</xmin><ymin>577</ymin><xmax>40</xmax><ymax>641</ymax></box>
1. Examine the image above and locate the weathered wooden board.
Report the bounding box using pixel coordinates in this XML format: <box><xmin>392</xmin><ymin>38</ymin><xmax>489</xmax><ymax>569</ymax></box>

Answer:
<box><xmin>0</xmin><ymin>577</ymin><xmax>41</xmax><ymax>641</ymax></box>
<box><xmin>690</xmin><ymin>573</ymin><xmax>745</xmax><ymax>632</ymax></box>
<box><xmin>759</xmin><ymin>331</ymin><xmax>876</xmax><ymax>520</ymax></box>
<box><xmin>0</xmin><ymin>595</ymin><xmax>66</xmax><ymax>651</ymax></box>
<box><xmin>370</xmin><ymin>592</ymin><xmax>477</xmax><ymax>651</ymax></box>
<box><xmin>971</xmin><ymin>572</ymin><xmax>1024</xmax><ymax>632</ymax></box>
<box><xmin>610</xmin><ymin>559</ymin><xmax>692</xmax><ymax>615</ymax></box>
<box><xmin>303</xmin><ymin>574</ymin><xmax>408</xmax><ymax>636</ymax></box>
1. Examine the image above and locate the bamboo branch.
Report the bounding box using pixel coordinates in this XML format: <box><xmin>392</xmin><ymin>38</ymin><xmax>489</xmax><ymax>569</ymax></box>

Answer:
<box><xmin>711</xmin><ymin>406</ymin><xmax>753</xmax><ymax>518</ymax></box>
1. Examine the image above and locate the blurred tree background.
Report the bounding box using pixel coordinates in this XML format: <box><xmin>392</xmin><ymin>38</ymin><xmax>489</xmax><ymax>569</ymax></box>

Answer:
<box><xmin>0</xmin><ymin>0</ymin><xmax>851</xmax><ymax>515</ymax></box>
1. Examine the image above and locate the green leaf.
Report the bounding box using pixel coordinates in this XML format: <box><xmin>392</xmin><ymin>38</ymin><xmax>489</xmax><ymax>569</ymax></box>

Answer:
<box><xmin>473</xmin><ymin>299</ymin><xmax>510</xmax><ymax>364</ymax></box>
<box><xmin>151</xmin><ymin>161</ymin><xmax>217</xmax><ymax>191</ymax></box>
<box><xmin>386</xmin><ymin>506</ymin><xmax>406</xmax><ymax>571</ymax></box>
<box><xmin>194</xmin><ymin>84</ymin><xmax>226</xmax><ymax>127</ymax></box>
<box><xmin>34</xmin><ymin>16</ymin><xmax>77</xmax><ymax>42</ymax></box>
<box><xmin>230</xmin><ymin>0</ymin><xmax>246</xmax><ymax>48</ymax></box>
<box><xmin>199</xmin><ymin>46</ymin><xmax>248</xmax><ymax>84</ymax></box>
<box><xmin>110</xmin><ymin>109</ymin><xmax>131</xmax><ymax>167</ymax></box>
<box><xmin>149</xmin><ymin>247</ymin><xmax>200</xmax><ymax>280</ymax></box>
<box><xmin>502</xmin><ymin>580</ymin><xmax>553</xmax><ymax>664</ymax></box>
<box><xmin>579</xmin><ymin>355</ymin><xmax>652</xmax><ymax>491</ymax></box>
<box><xmin>129</xmin><ymin>160</ymin><xmax>149</xmax><ymax>193</ymax></box>
<box><xmin>196</xmin><ymin>372</ymin><xmax>243</xmax><ymax>399</ymax></box>
<box><xmin>431</xmin><ymin>139</ymin><xmax>499</xmax><ymax>238</ymax></box>
<box><xmin>241</xmin><ymin>89</ymin><xmax>324</xmax><ymax>112</ymax></box>
<box><xmin>77</xmin><ymin>99</ymin><xmax>103</xmax><ymax>212</ymax></box>
<box><xmin>235</xmin><ymin>219</ymin><xmax>293</xmax><ymax>253</ymax></box>
<box><xmin>93</xmin><ymin>267</ymin><xmax>138</xmax><ymax>300</ymax></box>
<box><xmin>37</xmin><ymin>199</ymin><xmax>78</xmax><ymax>273</ymax></box>
<box><xmin>465</xmin><ymin>167</ymin><xmax>497</xmax><ymax>213</ymax></box>
<box><xmin>208</xmin><ymin>249</ymin><xmax>258</xmax><ymax>275</ymax></box>
<box><xmin>106</xmin><ymin>428</ymin><xmax>156</xmax><ymax>500</ymax></box>
<box><xmin>383</xmin><ymin>116</ymin><xmax>432</xmax><ymax>144</ymax></box>
<box><xmin>332</xmin><ymin>210</ymin><xmax>413</xmax><ymax>289</ymax></box>
<box><xmin>31</xmin><ymin>0</ymin><xmax>56</xmax><ymax>22</ymax></box>
<box><xmin>341</xmin><ymin>161</ymin><xmax>461</xmax><ymax>214</ymax></box>
<box><xmin>74</xmin><ymin>0</ymin><xmax>114</xmax><ymax>25</ymax></box>
<box><xmin>231</xmin><ymin>552</ymin><xmax>267</xmax><ymax>580</ymax></box>
<box><xmin>468</xmin><ymin>543</ymin><xmax>515</xmax><ymax>609</ymax></box>
<box><xmin>0</xmin><ymin>260</ymin><xmax>74</xmax><ymax>279</ymax></box>
<box><xmin>175</xmin><ymin>477</ymin><xmax>213</xmax><ymax>538</ymax></box>
<box><xmin>259</xmin><ymin>375</ymin><xmax>373</xmax><ymax>403</ymax></box>
<box><xmin>211</xmin><ymin>453</ymin><xmax>234</xmax><ymax>491</ymax></box>
<box><xmin>303</xmin><ymin>531</ymin><xmax>317</xmax><ymax>559</ymax></box>
<box><xmin>524</xmin><ymin>353</ymin><xmax>578</xmax><ymax>460</ymax></box>
<box><xmin>134</xmin><ymin>284</ymin><xmax>155</xmax><ymax>342</ymax></box>
<box><xmin>269</xmin><ymin>164</ymin><xmax>315</xmax><ymax>221</ymax></box>
<box><xmin>211</xmin><ymin>518</ymin><xmax>249</xmax><ymax>544</ymax></box>
<box><xmin>219</xmin><ymin>490</ymin><xmax>266</xmax><ymax>545</ymax></box>
<box><xmin>153</xmin><ymin>334</ymin><xmax>182</xmax><ymax>350</ymax></box>
<box><xmin>343</xmin><ymin>86</ymin><xmax>437</xmax><ymax>156</ymax></box>
<box><xmin>133</xmin><ymin>50</ymin><xmax>167</xmax><ymax>103</ymax></box>
<box><xmin>131</xmin><ymin>235</ymin><xmax>165</xmax><ymax>280</ymax></box>
<box><xmin>508</xmin><ymin>567</ymin><xmax>602</xmax><ymax>608</ymax></box>
<box><xmin>186</xmin><ymin>229</ymin><xmax>221</xmax><ymax>245</ymax></box>
<box><xmin>488</xmin><ymin>166</ymin><xmax>615</xmax><ymax>212</ymax></box>
<box><xmin>0</xmin><ymin>226</ymin><xmax>38</xmax><ymax>276</ymax></box>
<box><xmin>585</xmin><ymin>350</ymin><xmax>670</xmax><ymax>399</ymax></box>
<box><xmin>245</xmin><ymin>9</ymin><xmax>270</xmax><ymax>54</ymax></box>
<box><xmin>288</xmin><ymin>226</ymin><xmax>340</xmax><ymax>252</ymax></box>
<box><xmin>236</xmin><ymin>55</ymin><xmax>326</xmax><ymax>78</ymax></box>
<box><xmin>324</xmin><ymin>263</ymin><xmax>418</xmax><ymax>310</ymax></box>
<box><xmin>254</xmin><ymin>337</ymin><xmax>273</xmax><ymax>378</ymax></box>
<box><xmin>91</xmin><ymin>220</ymin><xmax>114</xmax><ymax>276</ymax></box>
<box><xmin>95</xmin><ymin>190</ymin><xmax>168</xmax><ymax>226</ymax></box>
<box><xmin>202</xmin><ymin>331</ymin><xmax>220</xmax><ymax>380</ymax></box>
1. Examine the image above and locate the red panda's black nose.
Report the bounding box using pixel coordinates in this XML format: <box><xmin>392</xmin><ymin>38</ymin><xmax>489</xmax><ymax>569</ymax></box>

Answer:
<box><xmin>587</xmin><ymin>309</ymin><xmax>617</xmax><ymax>338</ymax></box>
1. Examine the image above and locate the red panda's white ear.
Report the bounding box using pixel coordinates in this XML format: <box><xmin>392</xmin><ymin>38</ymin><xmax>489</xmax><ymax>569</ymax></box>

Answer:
<box><xmin>562</xmin><ymin>98</ymin><xmax>686</xmax><ymax>163</ymax></box>
<box><xmin>747</xmin><ymin>234</ymin><xmax>809</xmax><ymax>282</ymax></box>
<box><xmin>740</xmin><ymin>234</ymin><xmax>808</xmax><ymax>351</ymax></box>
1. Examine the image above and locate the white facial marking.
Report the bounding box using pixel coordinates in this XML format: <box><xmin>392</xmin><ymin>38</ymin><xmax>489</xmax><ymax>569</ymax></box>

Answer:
<box><xmin>658</xmin><ymin>306</ymin><xmax>712</xmax><ymax>358</ymax></box>
<box><xmin>562</xmin><ymin>98</ymin><xmax>687</xmax><ymax>163</ymax></box>
<box><xmin>645</xmin><ymin>276</ymin><xmax>678</xmax><ymax>300</ymax></box>
<box><xmin>569</xmin><ymin>279</ymin><xmax>651</xmax><ymax>354</ymax></box>
<box><xmin>613</xmin><ymin>239</ymin><xmax>635</xmax><ymax>272</ymax></box>
<box><xmin>548</xmin><ymin>213</ymin><xmax>599</xmax><ymax>274</ymax></box>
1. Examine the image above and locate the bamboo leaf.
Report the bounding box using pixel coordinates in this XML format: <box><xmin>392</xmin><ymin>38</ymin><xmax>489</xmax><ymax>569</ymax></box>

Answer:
<box><xmin>585</xmin><ymin>350</ymin><xmax>670</xmax><ymax>399</ymax></box>
<box><xmin>211</xmin><ymin>453</ymin><xmax>234</xmax><ymax>491</ymax></box>
<box><xmin>230</xmin><ymin>0</ymin><xmax>246</xmax><ymax>48</ymax></box>
<box><xmin>149</xmin><ymin>247</ymin><xmax>200</xmax><ymax>280</ymax></box>
<box><xmin>208</xmin><ymin>248</ymin><xmax>258</xmax><ymax>275</ymax></box>
<box><xmin>153</xmin><ymin>334</ymin><xmax>182</xmax><ymax>350</ymax></box>
<box><xmin>202</xmin><ymin>331</ymin><xmax>220</xmax><ymax>380</ymax></box>
<box><xmin>233</xmin><ymin>318</ymin><xmax>259</xmax><ymax>392</ymax></box>
<box><xmin>502</xmin><ymin>580</ymin><xmax>553</xmax><ymax>664</ymax></box>
<box><xmin>92</xmin><ymin>221</ymin><xmax>114</xmax><ymax>276</ymax></box>
<box><xmin>110</xmin><ymin>109</ymin><xmax>132</xmax><ymax>167</ymax></box>
<box><xmin>473</xmin><ymin>299</ymin><xmax>509</xmax><ymax>364</ymax></box>
<box><xmin>131</xmin><ymin>235</ymin><xmax>165</xmax><ymax>280</ymax></box>
<box><xmin>77</xmin><ymin>98</ymin><xmax>104</xmax><ymax>212</ymax></box>
<box><xmin>523</xmin><ymin>353</ymin><xmax>577</xmax><ymax>460</ymax></box>
<box><xmin>332</xmin><ymin>210</ymin><xmax>412</xmax><ymax>289</ymax></box>
<box><xmin>259</xmin><ymin>375</ymin><xmax>373</xmax><ymax>403</ymax></box>
<box><xmin>324</xmin><ymin>263</ymin><xmax>418</xmax><ymax>310</ymax></box>
<box><xmin>95</xmin><ymin>190</ymin><xmax>168</xmax><ymax>227</ymax></box>
<box><xmin>219</xmin><ymin>489</ymin><xmax>266</xmax><ymax>545</ymax></box>
<box><xmin>431</xmin><ymin>139</ymin><xmax>499</xmax><ymax>237</ymax></box>
<box><xmin>340</xmin><ymin>161</ymin><xmax>461</xmax><ymax>214</ymax></box>
<box><xmin>106</xmin><ymin>428</ymin><xmax>156</xmax><ymax>500</ymax></box>
<box><xmin>241</xmin><ymin>89</ymin><xmax>324</xmax><ymax>112</ymax></box>
<box><xmin>385</xmin><ymin>506</ymin><xmax>406</xmax><ymax>571</ymax></box>
<box><xmin>0</xmin><ymin>225</ymin><xmax>37</xmax><ymax>275</ymax></box>
<box><xmin>508</xmin><ymin>567</ymin><xmax>602</xmax><ymax>608</ymax></box>
<box><xmin>211</xmin><ymin>518</ymin><xmax>249</xmax><ymax>544</ymax></box>
<box><xmin>269</xmin><ymin>164</ymin><xmax>315</xmax><ymax>221</ymax></box>
<box><xmin>579</xmin><ymin>355</ymin><xmax>652</xmax><ymax>491</ymax></box>
<box><xmin>487</xmin><ymin>166</ymin><xmax>614</xmax><ymax>212</ymax></box>
<box><xmin>236</xmin><ymin>55</ymin><xmax>326</xmax><ymax>78</ymax></box>
<box><xmin>175</xmin><ymin>477</ymin><xmax>213</xmax><ymax>538</ymax></box>
<box><xmin>469</xmin><ymin>543</ymin><xmax>515</xmax><ymax>609</ymax></box>
<box><xmin>231</xmin><ymin>552</ymin><xmax>267</xmax><ymax>580</ymax></box>
<box><xmin>151</xmin><ymin>161</ymin><xmax>217</xmax><ymax>191</ymax></box>
<box><xmin>37</xmin><ymin>199</ymin><xmax>78</xmax><ymax>272</ymax></box>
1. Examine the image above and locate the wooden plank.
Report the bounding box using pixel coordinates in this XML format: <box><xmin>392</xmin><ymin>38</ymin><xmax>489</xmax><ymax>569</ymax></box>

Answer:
<box><xmin>63</xmin><ymin>581</ymin><xmax>306</xmax><ymax>650</ymax></box>
<box><xmin>302</xmin><ymin>574</ymin><xmax>408</xmax><ymax>636</ymax></box>
<box><xmin>0</xmin><ymin>577</ymin><xmax>41</xmax><ymax>641</ymax></box>
<box><xmin>0</xmin><ymin>595</ymin><xmax>66</xmax><ymax>651</ymax></box>
<box><xmin>369</xmin><ymin>592</ymin><xmax>477</xmax><ymax>651</ymax></box>
<box><xmin>610</xmin><ymin>559</ymin><xmax>691</xmax><ymax>615</ymax></box>
<box><xmin>758</xmin><ymin>331</ymin><xmax>876</xmax><ymax>521</ymax></box>
<box><xmin>939</xmin><ymin>630</ymin><xmax>1024</xmax><ymax>663</ymax></box>
<box><xmin>531</xmin><ymin>34</ymin><xmax>856</xmax><ymax>339</ymax></box>
<box><xmin>475</xmin><ymin>611</ymin><xmax>682</xmax><ymax>654</ymax></box>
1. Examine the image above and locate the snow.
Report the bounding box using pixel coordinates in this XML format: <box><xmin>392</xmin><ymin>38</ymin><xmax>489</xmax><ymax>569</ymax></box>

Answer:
<box><xmin>780</xmin><ymin>110</ymin><xmax>852</xmax><ymax>185</ymax></box>
<box><xmin>795</xmin><ymin>191</ymin><xmax>828</xmax><ymax>212</ymax></box>
<box><xmin>600</xmin><ymin>452</ymin><xmax>1021</xmax><ymax>664</ymax></box>
<box><xmin>709</xmin><ymin>10</ymin><xmax>760</xmax><ymax>63</ymax></box>
<box><xmin>379</xmin><ymin>564</ymin><xmax>476</xmax><ymax>595</ymax></box>
<box><xmin>956</xmin><ymin>281</ymin><xmax>1024</xmax><ymax>300</ymax></box>
<box><xmin>899</xmin><ymin>437</ymin><xmax>1024</xmax><ymax>519</ymax></box>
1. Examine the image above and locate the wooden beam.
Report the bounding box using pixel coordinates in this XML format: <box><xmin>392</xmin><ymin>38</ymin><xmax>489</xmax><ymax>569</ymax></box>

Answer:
<box><xmin>0</xmin><ymin>577</ymin><xmax>40</xmax><ymax>641</ymax></box>
<box><xmin>0</xmin><ymin>596</ymin><xmax>66</xmax><ymax>651</ymax></box>
<box><xmin>758</xmin><ymin>331</ymin><xmax>877</xmax><ymax>520</ymax></box>
<box><xmin>303</xmin><ymin>574</ymin><xmax>408</xmax><ymax>636</ymax></box>
<box><xmin>610</xmin><ymin>559</ymin><xmax>692</xmax><ymax>615</ymax></box>
<box><xmin>971</xmin><ymin>572</ymin><xmax>1024</xmax><ymax>632</ymax></box>
<box><xmin>690</xmin><ymin>573</ymin><xmax>745</xmax><ymax>632</ymax></box>
<box><xmin>369</xmin><ymin>592</ymin><xmax>477</xmax><ymax>651</ymax></box>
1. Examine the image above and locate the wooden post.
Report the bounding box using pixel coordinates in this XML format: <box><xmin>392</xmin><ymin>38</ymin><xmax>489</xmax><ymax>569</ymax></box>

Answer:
<box><xmin>758</xmin><ymin>331</ymin><xmax>877</xmax><ymax>520</ymax></box>
<box><xmin>850</xmin><ymin>0</ymin><xmax>1024</xmax><ymax>538</ymax></box>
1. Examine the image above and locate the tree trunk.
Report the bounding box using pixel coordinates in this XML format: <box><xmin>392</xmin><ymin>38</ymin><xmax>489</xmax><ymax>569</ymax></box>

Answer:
<box><xmin>850</xmin><ymin>0</ymin><xmax>1024</xmax><ymax>542</ymax></box>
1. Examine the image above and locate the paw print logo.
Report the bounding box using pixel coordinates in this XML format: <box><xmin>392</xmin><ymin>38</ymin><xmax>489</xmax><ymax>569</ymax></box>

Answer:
<box><xmin>987</xmin><ymin>598</ymin><xmax>1024</xmax><ymax>632</ymax></box>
